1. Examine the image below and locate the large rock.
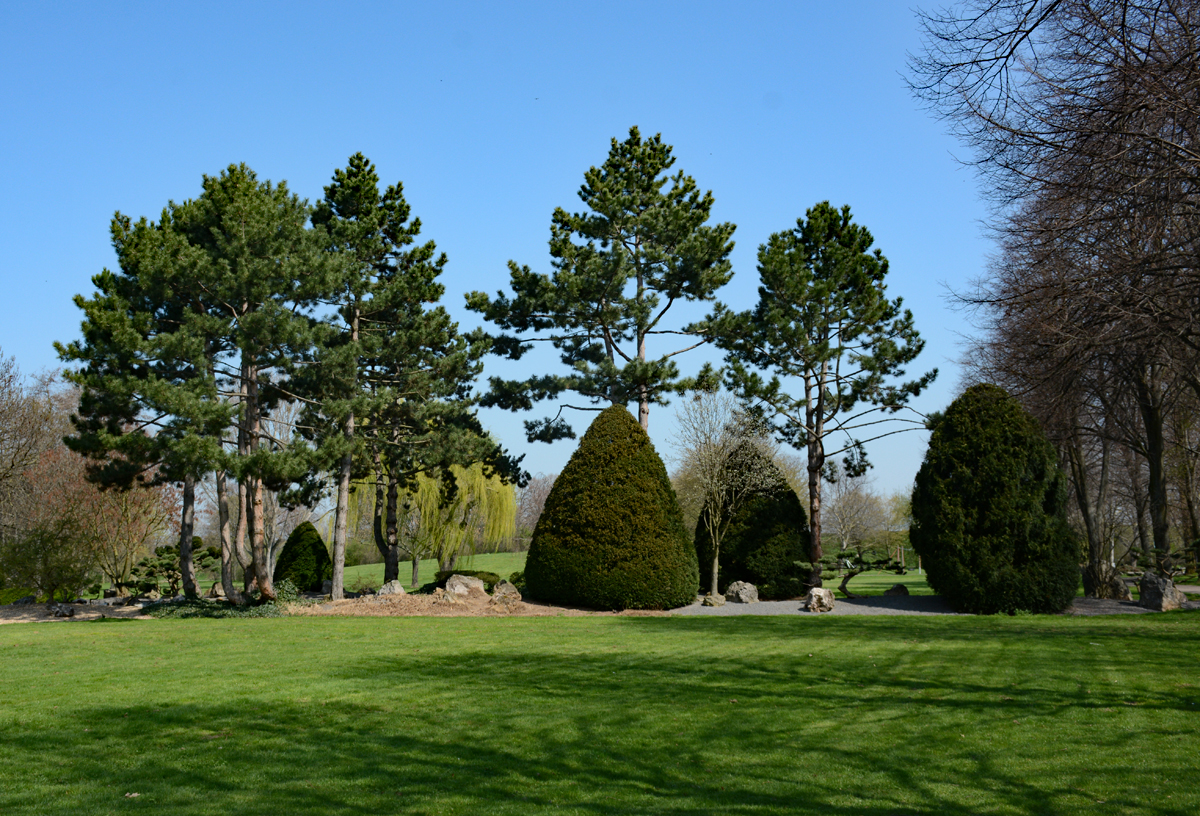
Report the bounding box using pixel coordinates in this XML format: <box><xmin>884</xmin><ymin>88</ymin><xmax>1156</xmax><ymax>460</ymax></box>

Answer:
<box><xmin>10</xmin><ymin>595</ymin><xmax>35</xmax><ymax>606</ymax></box>
<box><xmin>208</xmin><ymin>582</ymin><xmax>226</xmax><ymax>599</ymax></box>
<box><xmin>50</xmin><ymin>603</ymin><xmax>75</xmax><ymax>618</ymax></box>
<box><xmin>378</xmin><ymin>580</ymin><xmax>407</xmax><ymax>597</ymax></box>
<box><xmin>805</xmin><ymin>587</ymin><xmax>835</xmax><ymax>613</ymax></box>
<box><xmin>1139</xmin><ymin>572</ymin><xmax>1188</xmax><ymax>611</ymax></box>
<box><xmin>322</xmin><ymin>579</ymin><xmax>333</xmax><ymax>595</ymax></box>
<box><xmin>702</xmin><ymin>593</ymin><xmax>726</xmax><ymax>607</ymax></box>
<box><xmin>445</xmin><ymin>574</ymin><xmax>487</xmax><ymax>598</ymax></box>
<box><xmin>884</xmin><ymin>583</ymin><xmax>910</xmax><ymax>596</ymax></box>
<box><xmin>724</xmin><ymin>581</ymin><xmax>759</xmax><ymax>603</ymax></box>
<box><xmin>492</xmin><ymin>580</ymin><xmax>522</xmax><ymax>601</ymax></box>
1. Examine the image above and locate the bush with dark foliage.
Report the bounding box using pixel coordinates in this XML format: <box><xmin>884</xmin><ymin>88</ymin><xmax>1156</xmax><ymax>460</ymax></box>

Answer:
<box><xmin>695</xmin><ymin>443</ymin><xmax>809</xmax><ymax>599</ymax></box>
<box><xmin>273</xmin><ymin>522</ymin><xmax>332</xmax><ymax>592</ymax></box>
<box><xmin>910</xmin><ymin>384</ymin><xmax>1081</xmax><ymax>614</ymax></box>
<box><xmin>525</xmin><ymin>405</ymin><xmax>697</xmax><ymax>610</ymax></box>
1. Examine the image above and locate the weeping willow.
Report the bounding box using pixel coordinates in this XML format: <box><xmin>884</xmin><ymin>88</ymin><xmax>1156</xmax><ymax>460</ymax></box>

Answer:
<box><xmin>347</xmin><ymin>463</ymin><xmax>516</xmax><ymax>572</ymax></box>
<box><xmin>411</xmin><ymin>463</ymin><xmax>516</xmax><ymax>570</ymax></box>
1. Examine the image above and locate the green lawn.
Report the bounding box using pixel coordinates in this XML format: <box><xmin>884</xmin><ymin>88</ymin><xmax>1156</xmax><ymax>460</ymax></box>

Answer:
<box><xmin>2</xmin><ymin>611</ymin><xmax>1198</xmax><ymax>815</ymax></box>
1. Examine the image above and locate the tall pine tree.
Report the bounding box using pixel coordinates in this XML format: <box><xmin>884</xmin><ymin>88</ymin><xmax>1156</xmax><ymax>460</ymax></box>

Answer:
<box><xmin>467</xmin><ymin>127</ymin><xmax>735</xmax><ymax>441</ymax></box>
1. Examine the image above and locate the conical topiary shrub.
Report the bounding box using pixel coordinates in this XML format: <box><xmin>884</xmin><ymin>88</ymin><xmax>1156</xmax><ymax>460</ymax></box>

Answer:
<box><xmin>525</xmin><ymin>405</ymin><xmax>698</xmax><ymax>610</ymax></box>
<box><xmin>910</xmin><ymin>383</ymin><xmax>1081</xmax><ymax>614</ymax></box>
<box><xmin>695</xmin><ymin>442</ymin><xmax>809</xmax><ymax>600</ymax></box>
<box><xmin>273</xmin><ymin>521</ymin><xmax>332</xmax><ymax>592</ymax></box>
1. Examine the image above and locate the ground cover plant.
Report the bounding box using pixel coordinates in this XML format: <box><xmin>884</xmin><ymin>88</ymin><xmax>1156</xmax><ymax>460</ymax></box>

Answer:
<box><xmin>2</xmin><ymin>612</ymin><xmax>1198</xmax><ymax>815</ymax></box>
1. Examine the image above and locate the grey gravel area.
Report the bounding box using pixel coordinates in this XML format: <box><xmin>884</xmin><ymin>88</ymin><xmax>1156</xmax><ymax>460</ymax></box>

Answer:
<box><xmin>671</xmin><ymin>594</ymin><xmax>1200</xmax><ymax>617</ymax></box>
<box><xmin>671</xmin><ymin>595</ymin><xmax>962</xmax><ymax>616</ymax></box>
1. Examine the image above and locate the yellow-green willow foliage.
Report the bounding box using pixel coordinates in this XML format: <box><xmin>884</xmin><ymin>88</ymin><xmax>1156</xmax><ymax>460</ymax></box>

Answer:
<box><xmin>412</xmin><ymin>463</ymin><xmax>516</xmax><ymax>569</ymax></box>
<box><xmin>345</xmin><ymin>464</ymin><xmax>516</xmax><ymax>570</ymax></box>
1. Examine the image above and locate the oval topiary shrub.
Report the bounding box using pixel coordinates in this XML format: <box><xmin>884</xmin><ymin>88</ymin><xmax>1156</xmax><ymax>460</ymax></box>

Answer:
<box><xmin>273</xmin><ymin>521</ymin><xmax>332</xmax><ymax>592</ymax></box>
<box><xmin>695</xmin><ymin>442</ymin><xmax>809</xmax><ymax>600</ymax></box>
<box><xmin>525</xmin><ymin>405</ymin><xmax>698</xmax><ymax>610</ymax></box>
<box><xmin>910</xmin><ymin>383</ymin><xmax>1081</xmax><ymax>614</ymax></box>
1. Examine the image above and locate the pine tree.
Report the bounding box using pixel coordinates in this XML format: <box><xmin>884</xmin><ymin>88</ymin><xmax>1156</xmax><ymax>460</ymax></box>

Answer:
<box><xmin>467</xmin><ymin>127</ymin><xmax>735</xmax><ymax>442</ymax></box>
<box><xmin>702</xmin><ymin>202</ymin><xmax>936</xmax><ymax>588</ymax></box>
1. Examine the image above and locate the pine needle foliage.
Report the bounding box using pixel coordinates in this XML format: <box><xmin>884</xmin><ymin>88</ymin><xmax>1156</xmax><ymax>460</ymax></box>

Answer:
<box><xmin>695</xmin><ymin>443</ymin><xmax>809</xmax><ymax>599</ymax></box>
<box><xmin>525</xmin><ymin>405</ymin><xmax>697</xmax><ymax>610</ymax></box>
<box><xmin>273</xmin><ymin>521</ymin><xmax>332</xmax><ymax>592</ymax></box>
<box><xmin>910</xmin><ymin>384</ymin><xmax>1081</xmax><ymax>614</ymax></box>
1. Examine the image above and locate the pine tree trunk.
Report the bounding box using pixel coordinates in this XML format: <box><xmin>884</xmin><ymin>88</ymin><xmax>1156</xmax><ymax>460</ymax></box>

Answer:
<box><xmin>244</xmin><ymin>358</ymin><xmax>275</xmax><ymax>601</ymax></box>
<box><xmin>178</xmin><ymin>473</ymin><xmax>198</xmax><ymax>599</ymax></box>
<box><xmin>330</xmin><ymin>306</ymin><xmax>359</xmax><ymax>601</ymax></box>
<box><xmin>332</xmin><ymin>440</ymin><xmax>351</xmax><ymax>601</ymax></box>
<box><xmin>216</xmin><ymin>469</ymin><xmax>242</xmax><ymax>603</ymax></box>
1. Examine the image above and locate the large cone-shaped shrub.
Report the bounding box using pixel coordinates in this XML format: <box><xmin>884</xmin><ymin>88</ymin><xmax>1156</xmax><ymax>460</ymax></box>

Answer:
<box><xmin>695</xmin><ymin>443</ymin><xmax>809</xmax><ymax>600</ymax></box>
<box><xmin>525</xmin><ymin>405</ymin><xmax>698</xmax><ymax>610</ymax></box>
<box><xmin>910</xmin><ymin>383</ymin><xmax>1081</xmax><ymax>614</ymax></box>
<box><xmin>273</xmin><ymin>521</ymin><xmax>332</xmax><ymax>592</ymax></box>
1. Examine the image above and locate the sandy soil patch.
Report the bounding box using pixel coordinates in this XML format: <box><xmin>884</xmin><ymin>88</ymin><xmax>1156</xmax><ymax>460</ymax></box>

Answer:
<box><xmin>285</xmin><ymin>592</ymin><xmax>669</xmax><ymax>619</ymax></box>
<box><xmin>0</xmin><ymin>602</ymin><xmax>149</xmax><ymax>625</ymax></box>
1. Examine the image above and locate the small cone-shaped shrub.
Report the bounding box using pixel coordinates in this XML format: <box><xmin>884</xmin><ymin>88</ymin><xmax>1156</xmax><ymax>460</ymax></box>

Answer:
<box><xmin>910</xmin><ymin>383</ymin><xmax>1081</xmax><ymax>614</ymax></box>
<box><xmin>273</xmin><ymin>521</ymin><xmax>332</xmax><ymax>592</ymax></box>
<box><xmin>525</xmin><ymin>405</ymin><xmax>698</xmax><ymax>610</ymax></box>
<box><xmin>696</xmin><ymin>442</ymin><xmax>809</xmax><ymax>600</ymax></box>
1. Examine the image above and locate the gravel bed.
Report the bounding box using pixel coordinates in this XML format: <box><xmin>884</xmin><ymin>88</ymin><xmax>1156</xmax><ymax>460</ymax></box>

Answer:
<box><xmin>672</xmin><ymin>595</ymin><xmax>962</xmax><ymax>616</ymax></box>
<box><xmin>671</xmin><ymin>594</ymin><xmax>1200</xmax><ymax>617</ymax></box>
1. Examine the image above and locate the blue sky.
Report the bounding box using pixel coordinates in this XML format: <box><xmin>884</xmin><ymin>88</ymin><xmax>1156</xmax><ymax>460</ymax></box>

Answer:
<box><xmin>0</xmin><ymin>0</ymin><xmax>989</xmax><ymax>497</ymax></box>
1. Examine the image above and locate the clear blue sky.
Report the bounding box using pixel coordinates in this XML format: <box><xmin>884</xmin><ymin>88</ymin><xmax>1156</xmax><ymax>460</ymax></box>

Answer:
<box><xmin>0</xmin><ymin>0</ymin><xmax>988</xmax><ymax>497</ymax></box>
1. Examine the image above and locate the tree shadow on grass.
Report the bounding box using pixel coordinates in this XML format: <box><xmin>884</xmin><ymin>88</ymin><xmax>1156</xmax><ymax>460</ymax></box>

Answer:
<box><xmin>5</xmin><ymin>691</ymin><xmax>1190</xmax><ymax>816</ymax></box>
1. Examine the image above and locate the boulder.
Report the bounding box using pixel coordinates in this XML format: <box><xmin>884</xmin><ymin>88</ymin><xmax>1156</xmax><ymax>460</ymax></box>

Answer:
<box><xmin>884</xmin><ymin>583</ymin><xmax>910</xmax><ymax>596</ymax></box>
<box><xmin>445</xmin><ymin>574</ymin><xmax>487</xmax><ymax>598</ymax></box>
<box><xmin>702</xmin><ymin>593</ymin><xmax>726</xmax><ymax>607</ymax></box>
<box><xmin>724</xmin><ymin>581</ymin><xmax>759</xmax><ymax>603</ymax></box>
<box><xmin>492</xmin><ymin>580</ymin><xmax>522</xmax><ymax>602</ymax></box>
<box><xmin>51</xmin><ymin>603</ymin><xmax>75</xmax><ymax>618</ymax></box>
<box><xmin>208</xmin><ymin>582</ymin><xmax>226</xmax><ymax>599</ymax></box>
<box><xmin>378</xmin><ymin>580</ymin><xmax>407</xmax><ymax>596</ymax></box>
<box><xmin>322</xmin><ymin>579</ymin><xmax>333</xmax><ymax>595</ymax></box>
<box><xmin>10</xmin><ymin>595</ymin><xmax>36</xmax><ymax>606</ymax></box>
<box><xmin>805</xmin><ymin>587</ymin><xmax>835</xmax><ymax>613</ymax></box>
<box><xmin>1139</xmin><ymin>572</ymin><xmax>1188</xmax><ymax>612</ymax></box>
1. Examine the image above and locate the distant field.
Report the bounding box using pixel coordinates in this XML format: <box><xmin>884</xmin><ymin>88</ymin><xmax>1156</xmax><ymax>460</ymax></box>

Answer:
<box><xmin>343</xmin><ymin>551</ymin><xmax>528</xmax><ymax>591</ymax></box>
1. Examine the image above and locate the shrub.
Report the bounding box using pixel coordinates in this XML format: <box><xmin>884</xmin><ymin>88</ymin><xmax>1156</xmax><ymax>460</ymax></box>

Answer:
<box><xmin>525</xmin><ymin>405</ymin><xmax>698</xmax><ymax>610</ymax></box>
<box><xmin>272</xmin><ymin>522</ymin><xmax>332</xmax><ymax>592</ymax></box>
<box><xmin>695</xmin><ymin>443</ymin><xmax>810</xmax><ymax>599</ymax></box>
<box><xmin>910</xmin><ymin>383</ymin><xmax>1081</xmax><ymax>614</ymax></box>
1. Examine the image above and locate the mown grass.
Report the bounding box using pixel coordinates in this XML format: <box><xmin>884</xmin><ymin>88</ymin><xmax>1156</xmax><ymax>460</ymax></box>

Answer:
<box><xmin>1</xmin><ymin>610</ymin><xmax>1198</xmax><ymax>815</ymax></box>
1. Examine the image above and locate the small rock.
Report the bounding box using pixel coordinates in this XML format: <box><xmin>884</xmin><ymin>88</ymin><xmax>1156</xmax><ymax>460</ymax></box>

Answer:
<box><xmin>322</xmin><ymin>579</ymin><xmax>333</xmax><ymax>595</ymax></box>
<box><xmin>378</xmin><ymin>580</ymin><xmax>407</xmax><ymax>596</ymax></box>
<box><xmin>492</xmin><ymin>580</ymin><xmax>522</xmax><ymax>602</ymax></box>
<box><xmin>208</xmin><ymin>582</ymin><xmax>226</xmax><ymax>599</ymax></box>
<box><xmin>445</xmin><ymin>574</ymin><xmax>487</xmax><ymax>598</ymax></box>
<box><xmin>884</xmin><ymin>583</ymin><xmax>910</xmax><ymax>596</ymax></box>
<box><xmin>1139</xmin><ymin>571</ymin><xmax>1188</xmax><ymax>611</ymax></box>
<box><xmin>702</xmin><ymin>593</ymin><xmax>726</xmax><ymax>607</ymax></box>
<box><xmin>805</xmin><ymin>588</ymin><xmax>835</xmax><ymax>613</ymax></box>
<box><xmin>724</xmin><ymin>581</ymin><xmax>759</xmax><ymax>603</ymax></box>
